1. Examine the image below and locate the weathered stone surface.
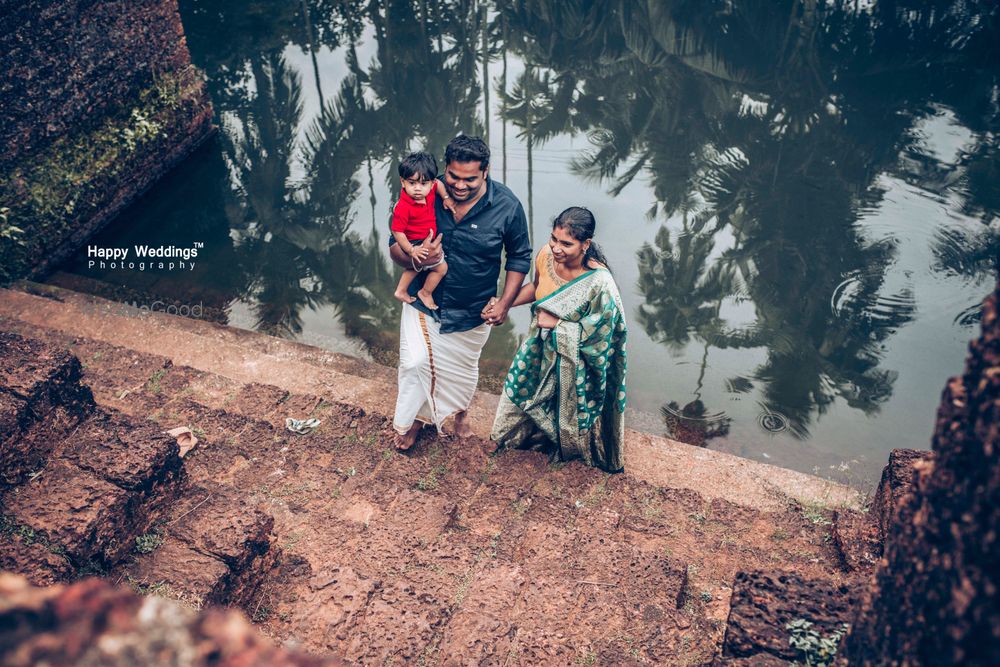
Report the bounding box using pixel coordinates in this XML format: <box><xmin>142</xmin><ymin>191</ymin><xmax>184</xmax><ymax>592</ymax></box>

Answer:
<box><xmin>127</xmin><ymin>485</ymin><xmax>279</xmax><ymax>611</ymax></box>
<box><xmin>0</xmin><ymin>332</ymin><xmax>94</xmax><ymax>486</ymax></box>
<box><xmin>721</xmin><ymin>571</ymin><xmax>859</xmax><ymax>663</ymax></box>
<box><xmin>0</xmin><ymin>573</ymin><xmax>341</xmax><ymax>666</ymax></box>
<box><xmin>58</xmin><ymin>408</ymin><xmax>182</xmax><ymax>492</ymax></box>
<box><xmin>870</xmin><ymin>447</ymin><xmax>933</xmax><ymax>546</ymax></box>
<box><xmin>125</xmin><ymin>538</ymin><xmax>230</xmax><ymax>609</ymax></box>
<box><xmin>841</xmin><ymin>284</ymin><xmax>1000</xmax><ymax>664</ymax></box>
<box><xmin>831</xmin><ymin>508</ymin><xmax>880</xmax><ymax>573</ymax></box>
<box><xmin>437</xmin><ymin>564</ymin><xmax>522</xmax><ymax>665</ymax></box>
<box><xmin>345</xmin><ymin>579</ymin><xmax>451</xmax><ymax>665</ymax></box>
<box><xmin>0</xmin><ymin>526</ymin><xmax>73</xmax><ymax>586</ymax></box>
<box><xmin>0</xmin><ymin>331</ymin><xmax>90</xmax><ymax>401</ymax></box>
<box><xmin>3</xmin><ymin>459</ymin><xmax>133</xmax><ymax>568</ymax></box>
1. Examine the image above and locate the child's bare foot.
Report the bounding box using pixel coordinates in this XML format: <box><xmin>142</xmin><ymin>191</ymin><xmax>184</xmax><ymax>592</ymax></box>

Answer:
<box><xmin>394</xmin><ymin>288</ymin><xmax>416</xmax><ymax>304</ymax></box>
<box><xmin>417</xmin><ymin>289</ymin><xmax>438</xmax><ymax>310</ymax></box>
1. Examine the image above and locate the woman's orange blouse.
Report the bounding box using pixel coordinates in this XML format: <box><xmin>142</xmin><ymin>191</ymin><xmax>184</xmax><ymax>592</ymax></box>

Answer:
<box><xmin>534</xmin><ymin>245</ymin><xmax>566</xmax><ymax>302</ymax></box>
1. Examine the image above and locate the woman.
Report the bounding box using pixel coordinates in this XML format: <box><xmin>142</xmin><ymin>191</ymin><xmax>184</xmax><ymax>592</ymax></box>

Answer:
<box><xmin>490</xmin><ymin>207</ymin><xmax>628</xmax><ymax>472</ymax></box>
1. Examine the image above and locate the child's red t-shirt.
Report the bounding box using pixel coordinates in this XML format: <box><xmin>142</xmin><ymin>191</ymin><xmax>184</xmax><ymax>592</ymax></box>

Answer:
<box><xmin>391</xmin><ymin>188</ymin><xmax>437</xmax><ymax>241</ymax></box>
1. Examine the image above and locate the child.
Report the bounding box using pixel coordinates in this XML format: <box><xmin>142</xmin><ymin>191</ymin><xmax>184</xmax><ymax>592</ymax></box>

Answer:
<box><xmin>391</xmin><ymin>152</ymin><xmax>451</xmax><ymax>310</ymax></box>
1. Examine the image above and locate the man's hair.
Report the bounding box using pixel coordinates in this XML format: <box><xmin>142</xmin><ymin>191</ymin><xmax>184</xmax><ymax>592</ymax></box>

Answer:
<box><xmin>444</xmin><ymin>135</ymin><xmax>490</xmax><ymax>171</ymax></box>
<box><xmin>398</xmin><ymin>152</ymin><xmax>439</xmax><ymax>181</ymax></box>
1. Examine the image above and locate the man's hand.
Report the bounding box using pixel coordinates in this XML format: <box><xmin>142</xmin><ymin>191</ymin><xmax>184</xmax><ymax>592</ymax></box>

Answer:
<box><xmin>480</xmin><ymin>297</ymin><xmax>498</xmax><ymax>321</ymax></box>
<box><xmin>411</xmin><ymin>244</ymin><xmax>429</xmax><ymax>262</ymax></box>
<box><xmin>411</xmin><ymin>231</ymin><xmax>443</xmax><ymax>269</ymax></box>
<box><xmin>536</xmin><ymin>309</ymin><xmax>559</xmax><ymax>329</ymax></box>
<box><xmin>390</xmin><ymin>232</ymin><xmax>443</xmax><ymax>271</ymax></box>
<box><xmin>482</xmin><ymin>297</ymin><xmax>511</xmax><ymax>326</ymax></box>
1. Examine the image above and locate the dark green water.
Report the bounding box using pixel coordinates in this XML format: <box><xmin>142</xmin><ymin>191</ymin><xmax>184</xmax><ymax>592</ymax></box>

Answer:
<box><xmin>59</xmin><ymin>1</ymin><xmax>1000</xmax><ymax>487</ymax></box>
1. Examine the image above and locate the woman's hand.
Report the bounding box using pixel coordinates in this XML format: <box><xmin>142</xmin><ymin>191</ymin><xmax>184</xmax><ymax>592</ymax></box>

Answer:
<box><xmin>536</xmin><ymin>309</ymin><xmax>559</xmax><ymax>329</ymax></box>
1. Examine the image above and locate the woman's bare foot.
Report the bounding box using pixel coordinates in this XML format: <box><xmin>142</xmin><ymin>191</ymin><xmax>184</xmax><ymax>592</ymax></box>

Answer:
<box><xmin>417</xmin><ymin>289</ymin><xmax>438</xmax><ymax>310</ymax></box>
<box><xmin>395</xmin><ymin>422</ymin><xmax>421</xmax><ymax>450</ymax></box>
<box><xmin>454</xmin><ymin>411</ymin><xmax>474</xmax><ymax>438</ymax></box>
<box><xmin>394</xmin><ymin>288</ymin><xmax>416</xmax><ymax>304</ymax></box>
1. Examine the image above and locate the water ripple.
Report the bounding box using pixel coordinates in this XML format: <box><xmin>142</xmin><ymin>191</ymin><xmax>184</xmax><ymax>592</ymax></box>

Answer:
<box><xmin>830</xmin><ymin>271</ymin><xmax>917</xmax><ymax>333</ymax></box>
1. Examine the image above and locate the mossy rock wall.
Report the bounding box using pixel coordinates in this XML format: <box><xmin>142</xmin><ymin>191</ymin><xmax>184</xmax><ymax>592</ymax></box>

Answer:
<box><xmin>0</xmin><ymin>0</ymin><xmax>214</xmax><ymax>282</ymax></box>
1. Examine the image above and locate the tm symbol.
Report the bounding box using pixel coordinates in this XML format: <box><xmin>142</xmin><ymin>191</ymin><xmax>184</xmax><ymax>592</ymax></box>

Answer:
<box><xmin>194</xmin><ymin>242</ymin><xmax>204</xmax><ymax>248</ymax></box>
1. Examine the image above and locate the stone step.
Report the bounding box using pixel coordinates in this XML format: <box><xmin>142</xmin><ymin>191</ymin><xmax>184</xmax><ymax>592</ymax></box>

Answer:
<box><xmin>119</xmin><ymin>484</ymin><xmax>279</xmax><ymax>614</ymax></box>
<box><xmin>0</xmin><ymin>407</ymin><xmax>183</xmax><ymax>581</ymax></box>
<box><xmin>716</xmin><ymin>570</ymin><xmax>860</xmax><ymax>665</ymax></box>
<box><xmin>871</xmin><ymin>448</ymin><xmax>933</xmax><ymax>546</ymax></box>
<box><xmin>1</xmin><ymin>283</ymin><xmax>865</xmax><ymax>512</ymax></box>
<box><xmin>0</xmin><ymin>331</ymin><xmax>95</xmax><ymax>487</ymax></box>
<box><xmin>827</xmin><ymin>447</ymin><xmax>932</xmax><ymax>574</ymax></box>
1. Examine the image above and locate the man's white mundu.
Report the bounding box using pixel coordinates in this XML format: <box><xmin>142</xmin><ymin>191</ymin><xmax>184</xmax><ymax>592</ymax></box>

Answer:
<box><xmin>393</xmin><ymin>305</ymin><xmax>491</xmax><ymax>434</ymax></box>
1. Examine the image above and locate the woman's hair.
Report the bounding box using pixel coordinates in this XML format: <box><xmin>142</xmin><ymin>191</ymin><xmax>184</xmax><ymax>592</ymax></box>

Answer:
<box><xmin>399</xmin><ymin>152</ymin><xmax>438</xmax><ymax>181</ymax></box>
<box><xmin>553</xmin><ymin>206</ymin><xmax>611</xmax><ymax>271</ymax></box>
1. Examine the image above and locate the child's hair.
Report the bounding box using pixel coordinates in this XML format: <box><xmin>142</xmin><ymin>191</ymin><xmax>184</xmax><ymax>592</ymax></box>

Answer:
<box><xmin>398</xmin><ymin>152</ymin><xmax>439</xmax><ymax>181</ymax></box>
<box><xmin>553</xmin><ymin>206</ymin><xmax>611</xmax><ymax>272</ymax></box>
<box><xmin>445</xmin><ymin>135</ymin><xmax>490</xmax><ymax>171</ymax></box>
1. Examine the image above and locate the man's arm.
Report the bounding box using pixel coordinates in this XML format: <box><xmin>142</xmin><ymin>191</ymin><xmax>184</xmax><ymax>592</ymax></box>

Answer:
<box><xmin>484</xmin><ymin>202</ymin><xmax>533</xmax><ymax>325</ymax></box>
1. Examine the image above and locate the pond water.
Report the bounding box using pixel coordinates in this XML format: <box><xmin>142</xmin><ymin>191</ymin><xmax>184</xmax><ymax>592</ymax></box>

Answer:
<box><xmin>57</xmin><ymin>1</ymin><xmax>1000</xmax><ymax>488</ymax></box>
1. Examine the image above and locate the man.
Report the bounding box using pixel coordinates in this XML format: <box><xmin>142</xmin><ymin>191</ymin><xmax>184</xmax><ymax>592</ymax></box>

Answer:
<box><xmin>390</xmin><ymin>135</ymin><xmax>531</xmax><ymax>450</ymax></box>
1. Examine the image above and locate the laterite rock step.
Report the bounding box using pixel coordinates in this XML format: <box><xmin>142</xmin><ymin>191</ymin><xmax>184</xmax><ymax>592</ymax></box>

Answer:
<box><xmin>0</xmin><ymin>331</ymin><xmax>283</xmax><ymax>616</ymax></box>
<box><xmin>0</xmin><ymin>331</ymin><xmax>95</xmax><ymax>487</ymax></box>
<box><xmin>0</xmin><ymin>406</ymin><xmax>183</xmax><ymax>582</ymax></box>
<box><xmin>118</xmin><ymin>484</ymin><xmax>280</xmax><ymax>613</ymax></box>
<box><xmin>829</xmin><ymin>447</ymin><xmax>933</xmax><ymax>573</ymax></box>
<box><xmin>714</xmin><ymin>570</ymin><xmax>861</xmax><ymax>665</ymax></box>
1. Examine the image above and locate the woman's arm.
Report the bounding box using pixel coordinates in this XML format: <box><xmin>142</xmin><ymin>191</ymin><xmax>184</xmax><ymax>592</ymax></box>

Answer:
<box><xmin>510</xmin><ymin>282</ymin><xmax>536</xmax><ymax>308</ymax></box>
<box><xmin>509</xmin><ymin>255</ymin><xmax>541</xmax><ymax>307</ymax></box>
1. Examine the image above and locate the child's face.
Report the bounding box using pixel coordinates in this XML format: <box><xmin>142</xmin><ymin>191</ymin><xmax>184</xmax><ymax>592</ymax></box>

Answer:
<box><xmin>401</xmin><ymin>175</ymin><xmax>435</xmax><ymax>202</ymax></box>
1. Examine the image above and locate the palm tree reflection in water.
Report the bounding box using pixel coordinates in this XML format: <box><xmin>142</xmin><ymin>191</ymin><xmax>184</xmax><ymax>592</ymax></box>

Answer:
<box><xmin>152</xmin><ymin>0</ymin><xmax>1000</xmax><ymax>464</ymax></box>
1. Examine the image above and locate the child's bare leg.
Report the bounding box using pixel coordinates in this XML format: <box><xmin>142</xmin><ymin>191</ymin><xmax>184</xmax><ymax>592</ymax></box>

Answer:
<box><xmin>417</xmin><ymin>260</ymin><xmax>448</xmax><ymax>310</ymax></box>
<box><xmin>394</xmin><ymin>269</ymin><xmax>418</xmax><ymax>303</ymax></box>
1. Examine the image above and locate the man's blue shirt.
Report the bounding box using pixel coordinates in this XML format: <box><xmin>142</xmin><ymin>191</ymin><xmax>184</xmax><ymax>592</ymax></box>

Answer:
<box><xmin>390</xmin><ymin>177</ymin><xmax>532</xmax><ymax>333</ymax></box>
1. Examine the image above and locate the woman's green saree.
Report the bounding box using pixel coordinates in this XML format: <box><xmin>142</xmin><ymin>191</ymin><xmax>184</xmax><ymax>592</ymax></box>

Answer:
<box><xmin>491</xmin><ymin>268</ymin><xmax>628</xmax><ymax>472</ymax></box>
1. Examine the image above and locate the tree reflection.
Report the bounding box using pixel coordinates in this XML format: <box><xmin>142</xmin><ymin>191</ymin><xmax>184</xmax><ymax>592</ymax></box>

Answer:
<box><xmin>501</xmin><ymin>0</ymin><xmax>994</xmax><ymax>438</ymax></box>
<box><xmin>185</xmin><ymin>0</ymin><xmax>518</xmax><ymax>361</ymax></box>
<box><xmin>173</xmin><ymin>0</ymin><xmax>997</xmax><ymax>437</ymax></box>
